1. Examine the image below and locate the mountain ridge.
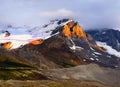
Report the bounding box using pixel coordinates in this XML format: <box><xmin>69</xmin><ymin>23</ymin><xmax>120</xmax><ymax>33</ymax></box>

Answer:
<box><xmin>86</xmin><ymin>29</ymin><xmax>120</xmax><ymax>57</ymax></box>
<box><xmin>0</xmin><ymin>18</ymin><xmax>120</xmax><ymax>69</ymax></box>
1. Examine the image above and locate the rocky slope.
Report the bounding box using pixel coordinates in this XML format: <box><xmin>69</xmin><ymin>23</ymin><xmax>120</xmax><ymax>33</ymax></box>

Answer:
<box><xmin>86</xmin><ymin>29</ymin><xmax>120</xmax><ymax>57</ymax></box>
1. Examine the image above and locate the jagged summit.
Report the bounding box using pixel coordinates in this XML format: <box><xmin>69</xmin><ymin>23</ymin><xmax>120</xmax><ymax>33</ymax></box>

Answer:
<box><xmin>62</xmin><ymin>21</ymin><xmax>86</xmax><ymax>39</ymax></box>
<box><xmin>0</xmin><ymin>18</ymin><xmax>86</xmax><ymax>49</ymax></box>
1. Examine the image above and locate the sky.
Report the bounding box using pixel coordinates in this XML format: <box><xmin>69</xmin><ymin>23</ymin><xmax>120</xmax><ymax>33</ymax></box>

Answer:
<box><xmin>0</xmin><ymin>0</ymin><xmax>120</xmax><ymax>29</ymax></box>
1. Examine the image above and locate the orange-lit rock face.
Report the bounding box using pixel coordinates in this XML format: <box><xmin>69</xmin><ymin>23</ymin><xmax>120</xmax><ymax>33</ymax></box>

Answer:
<box><xmin>95</xmin><ymin>45</ymin><xmax>105</xmax><ymax>52</ymax></box>
<box><xmin>67</xmin><ymin>21</ymin><xmax>74</xmax><ymax>28</ymax></box>
<box><xmin>29</xmin><ymin>40</ymin><xmax>43</xmax><ymax>45</ymax></box>
<box><xmin>2</xmin><ymin>42</ymin><xmax>12</xmax><ymax>49</ymax></box>
<box><xmin>72</xmin><ymin>24</ymin><xmax>86</xmax><ymax>38</ymax></box>
<box><xmin>62</xmin><ymin>23</ymin><xmax>86</xmax><ymax>39</ymax></box>
<box><xmin>62</xmin><ymin>25</ymin><xmax>71</xmax><ymax>39</ymax></box>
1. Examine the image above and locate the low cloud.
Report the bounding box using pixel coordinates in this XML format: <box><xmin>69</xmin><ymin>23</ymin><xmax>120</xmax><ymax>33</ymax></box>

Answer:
<box><xmin>0</xmin><ymin>0</ymin><xmax>120</xmax><ymax>29</ymax></box>
<box><xmin>39</xmin><ymin>9</ymin><xmax>74</xmax><ymax>19</ymax></box>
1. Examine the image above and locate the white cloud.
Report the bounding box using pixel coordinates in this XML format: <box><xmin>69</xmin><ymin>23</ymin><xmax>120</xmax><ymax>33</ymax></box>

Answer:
<box><xmin>0</xmin><ymin>0</ymin><xmax>120</xmax><ymax>29</ymax></box>
<box><xmin>39</xmin><ymin>9</ymin><xmax>74</xmax><ymax>18</ymax></box>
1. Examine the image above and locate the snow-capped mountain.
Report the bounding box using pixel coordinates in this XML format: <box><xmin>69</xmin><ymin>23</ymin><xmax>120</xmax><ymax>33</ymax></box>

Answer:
<box><xmin>0</xmin><ymin>19</ymin><xmax>72</xmax><ymax>49</ymax></box>
<box><xmin>96</xmin><ymin>41</ymin><xmax>120</xmax><ymax>57</ymax></box>
<box><xmin>0</xmin><ymin>19</ymin><xmax>119</xmax><ymax>68</ymax></box>
<box><xmin>86</xmin><ymin>29</ymin><xmax>120</xmax><ymax>57</ymax></box>
<box><xmin>29</xmin><ymin>19</ymin><xmax>72</xmax><ymax>39</ymax></box>
<box><xmin>0</xmin><ymin>26</ymin><xmax>32</xmax><ymax>49</ymax></box>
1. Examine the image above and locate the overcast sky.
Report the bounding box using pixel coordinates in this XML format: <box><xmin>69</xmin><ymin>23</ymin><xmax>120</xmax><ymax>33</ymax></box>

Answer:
<box><xmin>0</xmin><ymin>0</ymin><xmax>120</xmax><ymax>29</ymax></box>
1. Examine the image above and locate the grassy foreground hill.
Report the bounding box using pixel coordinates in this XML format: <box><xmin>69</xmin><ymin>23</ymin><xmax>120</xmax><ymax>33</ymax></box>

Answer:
<box><xmin>0</xmin><ymin>53</ymin><xmax>115</xmax><ymax>87</ymax></box>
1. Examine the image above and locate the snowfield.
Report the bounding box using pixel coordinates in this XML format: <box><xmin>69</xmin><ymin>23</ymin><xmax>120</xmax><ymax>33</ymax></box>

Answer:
<box><xmin>96</xmin><ymin>41</ymin><xmax>120</xmax><ymax>57</ymax></box>
<box><xmin>0</xmin><ymin>19</ymin><xmax>72</xmax><ymax>49</ymax></box>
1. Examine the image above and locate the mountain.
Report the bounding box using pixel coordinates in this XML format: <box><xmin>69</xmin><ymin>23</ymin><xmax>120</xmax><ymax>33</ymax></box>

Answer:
<box><xmin>0</xmin><ymin>19</ymin><xmax>119</xmax><ymax>68</ymax></box>
<box><xmin>86</xmin><ymin>29</ymin><xmax>120</xmax><ymax>57</ymax></box>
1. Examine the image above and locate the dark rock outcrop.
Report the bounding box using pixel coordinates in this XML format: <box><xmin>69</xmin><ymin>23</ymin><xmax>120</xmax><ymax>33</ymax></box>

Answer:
<box><xmin>86</xmin><ymin>29</ymin><xmax>120</xmax><ymax>51</ymax></box>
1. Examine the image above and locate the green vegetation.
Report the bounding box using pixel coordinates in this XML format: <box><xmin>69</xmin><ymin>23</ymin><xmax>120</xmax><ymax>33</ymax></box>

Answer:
<box><xmin>0</xmin><ymin>55</ymin><xmax>31</xmax><ymax>67</ymax></box>
<box><xmin>0</xmin><ymin>54</ymin><xmax>44</xmax><ymax>80</ymax></box>
<box><xmin>0</xmin><ymin>69</ymin><xmax>31</xmax><ymax>80</ymax></box>
<box><xmin>0</xmin><ymin>69</ymin><xmax>48</xmax><ymax>80</ymax></box>
<box><xmin>62</xmin><ymin>59</ymin><xmax>77</xmax><ymax>68</ymax></box>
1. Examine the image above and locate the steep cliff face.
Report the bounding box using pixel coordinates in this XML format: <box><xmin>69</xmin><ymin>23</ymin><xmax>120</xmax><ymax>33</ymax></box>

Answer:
<box><xmin>62</xmin><ymin>25</ymin><xmax>71</xmax><ymax>39</ymax></box>
<box><xmin>61</xmin><ymin>21</ymin><xmax>105</xmax><ymax>53</ymax></box>
<box><xmin>62</xmin><ymin>22</ymin><xmax>86</xmax><ymax>39</ymax></box>
<box><xmin>72</xmin><ymin>23</ymin><xmax>86</xmax><ymax>38</ymax></box>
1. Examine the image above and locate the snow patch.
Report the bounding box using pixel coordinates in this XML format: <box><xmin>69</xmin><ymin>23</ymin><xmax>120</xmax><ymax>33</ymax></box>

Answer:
<box><xmin>83</xmin><ymin>59</ymin><xmax>86</xmax><ymax>61</ymax></box>
<box><xmin>0</xmin><ymin>19</ymin><xmax>72</xmax><ymax>49</ymax></box>
<box><xmin>116</xmin><ymin>40</ymin><xmax>120</xmax><ymax>46</ymax></box>
<box><xmin>90</xmin><ymin>47</ymin><xmax>95</xmax><ymax>51</ymax></box>
<box><xmin>93</xmin><ymin>52</ymin><xmax>102</xmax><ymax>55</ymax></box>
<box><xmin>113</xmin><ymin>27</ymin><xmax>120</xmax><ymax>32</ymax></box>
<box><xmin>102</xmin><ymin>32</ymin><xmax>106</xmax><ymax>34</ymax></box>
<box><xmin>107</xmin><ymin>55</ymin><xmax>111</xmax><ymax>58</ymax></box>
<box><xmin>90</xmin><ymin>58</ymin><xmax>94</xmax><ymax>61</ymax></box>
<box><xmin>95</xmin><ymin>58</ymin><xmax>99</xmax><ymax>61</ymax></box>
<box><xmin>96</xmin><ymin>41</ymin><xmax>120</xmax><ymax>57</ymax></box>
<box><xmin>92</xmin><ymin>53</ymin><xmax>95</xmax><ymax>56</ymax></box>
<box><xmin>30</xmin><ymin>19</ymin><xmax>72</xmax><ymax>40</ymax></box>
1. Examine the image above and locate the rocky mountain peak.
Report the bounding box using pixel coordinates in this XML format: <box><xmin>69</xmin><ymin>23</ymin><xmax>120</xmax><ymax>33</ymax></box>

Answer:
<box><xmin>62</xmin><ymin>21</ymin><xmax>86</xmax><ymax>39</ymax></box>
